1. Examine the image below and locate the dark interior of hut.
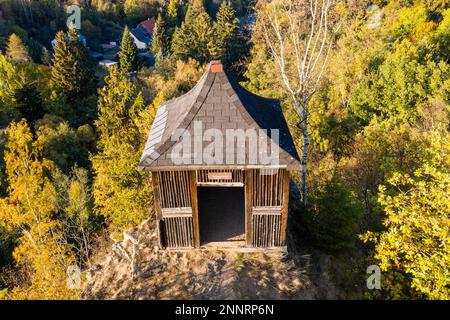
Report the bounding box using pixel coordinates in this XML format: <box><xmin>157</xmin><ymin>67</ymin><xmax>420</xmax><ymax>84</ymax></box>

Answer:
<box><xmin>197</xmin><ymin>187</ymin><xmax>245</xmax><ymax>245</ymax></box>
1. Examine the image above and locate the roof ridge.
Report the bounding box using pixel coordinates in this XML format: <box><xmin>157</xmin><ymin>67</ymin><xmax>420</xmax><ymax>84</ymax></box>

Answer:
<box><xmin>143</xmin><ymin>65</ymin><xmax>216</xmax><ymax>165</ymax></box>
<box><xmin>221</xmin><ymin>72</ymin><xmax>298</xmax><ymax>164</ymax></box>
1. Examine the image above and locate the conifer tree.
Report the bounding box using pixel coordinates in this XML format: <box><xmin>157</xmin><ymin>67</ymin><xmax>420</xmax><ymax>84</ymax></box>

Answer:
<box><xmin>171</xmin><ymin>1</ymin><xmax>215</xmax><ymax>64</ymax></box>
<box><xmin>167</xmin><ymin>0</ymin><xmax>181</xmax><ymax>27</ymax></box>
<box><xmin>67</xmin><ymin>27</ymin><xmax>97</xmax><ymax>97</ymax></box>
<box><xmin>51</xmin><ymin>28</ymin><xmax>96</xmax><ymax>102</ymax></box>
<box><xmin>51</xmin><ymin>30</ymin><xmax>79</xmax><ymax>99</ymax></box>
<box><xmin>6</xmin><ymin>33</ymin><xmax>30</xmax><ymax>63</ymax></box>
<box><xmin>91</xmin><ymin>67</ymin><xmax>151</xmax><ymax>230</ymax></box>
<box><xmin>118</xmin><ymin>26</ymin><xmax>139</xmax><ymax>74</ymax></box>
<box><xmin>151</xmin><ymin>14</ymin><xmax>170</xmax><ymax>57</ymax></box>
<box><xmin>213</xmin><ymin>1</ymin><xmax>241</xmax><ymax>66</ymax></box>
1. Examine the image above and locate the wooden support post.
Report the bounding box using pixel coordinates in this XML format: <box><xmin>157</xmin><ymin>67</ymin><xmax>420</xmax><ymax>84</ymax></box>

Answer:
<box><xmin>245</xmin><ymin>170</ymin><xmax>253</xmax><ymax>246</ymax></box>
<box><xmin>152</xmin><ymin>172</ymin><xmax>163</xmax><ymax>247</ymax></box>
<box><xmin>189</xmin><ymin>171</ymin><xmax>200</xmax><ymax>248</ymax></box>
<box><xmin>280</xmin><ymin>170</ymin><xmax>290</xmax><ymax>246</ymax></box>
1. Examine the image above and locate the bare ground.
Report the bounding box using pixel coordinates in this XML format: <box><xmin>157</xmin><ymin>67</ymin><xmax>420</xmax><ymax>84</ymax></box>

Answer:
<box><xmin>82</xmin><ymin>219</ymin><xmax>342</xmax><ymax>300</ymax></box>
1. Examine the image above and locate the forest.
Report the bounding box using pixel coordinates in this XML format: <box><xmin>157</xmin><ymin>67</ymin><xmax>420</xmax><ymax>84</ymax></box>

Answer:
<box><xmin>0</xmin><ymin>0</ymin><xmax>449</xmax><ymax>300</ymax></box>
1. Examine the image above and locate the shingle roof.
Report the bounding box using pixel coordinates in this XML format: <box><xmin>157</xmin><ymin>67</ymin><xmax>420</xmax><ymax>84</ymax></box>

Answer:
<box><xmin>138</xmin><ymin>61</ymin><xmax>301</xmax><ymax>171</ymax></box>
<box><xmin>130</xmin><ymin>27</ymin><xmax>151</xmax><ymax>44</ymax></box>
<box><xmin>138</xmin><ymin>18</ymin><xmax>156</xmax><ymax>34</ymax></box>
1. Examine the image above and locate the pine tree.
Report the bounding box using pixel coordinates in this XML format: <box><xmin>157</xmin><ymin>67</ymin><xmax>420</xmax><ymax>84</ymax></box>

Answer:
<box><xmin>213</xmin><ymin>1</ymin><xmax>241</xmax><ymax>66</ymax></box>
<box><xmin>51</xmin><ymin>28</ymin><xmax>96</xmax><ymax>99</ymax></box>
<box><xmin>6</xmin><ymin>33</ymin><xmax>30</xmax><ymax>63</ymax></box>
<box><xmin>67</xmin><ymin>27</ymin><xmax>97</xmax><ymax>97</ymax></box>
<box><xmin>171</xmin><ymin>1</ymin><xmax>215</xmax><ymax>64</ymax></box>
<box><xmin>119</xmin><ymin>26</ymin><xmax>139</xmax><ymax>74</ymax></box>
<box><xmin>50</xmin><ymin>30</ymin><xmax>79</xmax><ymax>99</ymax></box>
<box><xmin>151</xmin><ymin>14</ymin><xmax>170</xmax><ymax>57</ymax></box>
<box><xmin>167</xmin><ymin>0</ymin><xmax>181</xmax><ymax>27</ymax></box>
<box><xmin>91</xmin><ymin>67</ymin><xmax>151</xmax><ymax>230</ymax></box>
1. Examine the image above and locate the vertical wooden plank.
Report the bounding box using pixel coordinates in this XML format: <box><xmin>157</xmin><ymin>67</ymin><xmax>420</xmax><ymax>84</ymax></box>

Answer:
<box><xmin>152</xmin><ymin>172</ymin><xmax>164</xmax><ymax>247</ymax></box>
<box><xmin>245</xmin><ymin>170</ymin><xmax>253</xmax><ymax>246</ymax></box>
<box><xmin>280</xmin><ymin>170</ymin><xmax>290</xmax><ymax>246</ymax></box>
<box><xmin>189</xmin><ymin>171</ymin><xmax>200</xmax><ymax>248</ymax></box>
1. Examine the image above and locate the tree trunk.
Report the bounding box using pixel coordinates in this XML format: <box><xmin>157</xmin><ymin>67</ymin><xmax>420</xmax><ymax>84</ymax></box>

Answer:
<box><xmin>301</xmin><ymin>118</ymin><xmax>309</xmax><ymax>206</ymax></box>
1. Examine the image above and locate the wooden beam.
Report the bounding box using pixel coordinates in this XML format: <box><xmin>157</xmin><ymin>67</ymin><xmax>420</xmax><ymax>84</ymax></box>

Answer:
<box><xmin>189</xmin><ymin>171</ymin><xmax>200</xmax><ymax>248</ymax></box>
<box><xmin>152</xmin><ymin>172</ymin><xmax>163</xmax><ymax>247</ymax></box>
<box><xmin>280</xmin><ymin>170</ymin><xmax>290</xmax><ymax>246</ymax></box>
<box><xmin>245</xmin><ymin>170</ymin><xmax>253</xmax><ymax>246</ymax></box>
<box><xmin>196</xmin><ymin>182</ymin><xmax>244</xmax><ymax>187</ymax></box>
<box><xmin>252</xmin><ymin>206</ymin><xmax>282</xmax><ymax>215</ymax></box>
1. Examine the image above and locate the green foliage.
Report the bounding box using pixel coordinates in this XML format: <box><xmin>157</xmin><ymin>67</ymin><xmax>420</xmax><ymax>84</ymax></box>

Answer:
<box><xmin>124</xmin><ymin>0</ymin><xmax>145</xmax><ymax>26</ymax></box>
<box><xmin>0</xmin><ymin>0</ymin><xmax>448</xmax><ymax>300</ymax></box>
<box><xmin>433</xmin><ymin>8</ymin><xmax>450</xmax><ymax>60</ymax></box>
<box><xmin>172</xmin><ymin>1</ymin><xmax>215</xmax><ymax>64</ymax></box>
<box><xmin>139</xmin><ymin>58</ymin><xmax>204</xmax><ymax>105</ymax></box>
<box><xmin>300</xmin><ymin>178</ymin><xmax>363</xmax><ymax>252</ymax></box>
<box><xmin>34</xmin><ymin>115</ymin><xmax>95</xmax><ymax>172</ymax></box>
<box><xmin>52</xmin><ymin>166</ymin><xmax>99</xmax><ymax>266</ymax></box>
<box><xmin>349</xmin><ymin>4</ymin><xmax>450</xmax><ymax>124</ymax></box>
<box><xmin>0</xmin><ymin>119</ymin><xmax>77</xmax><ymax>299</ymax></box>
<box><xmin>50</xmin><ymin>31</ymin><xmax>80</xmax><ymax>99</ymax></box>
<box><xmin>212</xmin><ymin>1</ymin><xmax>243</xmax><ymax>69</ymax></box>
<box><xmin>119</xmin><ymin>26</ymin><xmax>139</xmax><ymax>74</ymax></box>
<box><xmin>0</xmin><ymin>226</ymin><xmax>17</xmax><ymax>273</ymax></box>
<box><xmin>51</xmin><ymin>28</ymin><xmax>97</xmax><ymax>103</ymax></box>
<box><xmin>13</xmin><ymin>82</ymin><xmax>45</xmax><ymax>125</ymax></box>
<box><xmin>0</xmin><ymin>53</ymin><xmax>48</xmax><ymax>126</ymax></box>
<box><xmin>151</xmin><ymin>14</ymin><xmax>171</xmax><ymax>57</ymax></box>
<box><xmin>350</xmin><ymin>43</ymin><xmax>450</xmax><ymax>123</ymax></box>
<box><xmin>362</xmin><ymin>129</ymin><xmax>450</xmax><ymax>300</ymax></box>
<box><xmin>92</xmin><ymin>67</ymin><xmax>151</xmax><ymax>231</ymax></box>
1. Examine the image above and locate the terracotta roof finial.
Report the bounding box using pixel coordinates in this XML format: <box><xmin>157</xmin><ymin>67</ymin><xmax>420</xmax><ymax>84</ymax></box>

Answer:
<box><xmin>210</xmin><ymin>61</ymin><xmax>224</xmax><ymax>73</ymax></box>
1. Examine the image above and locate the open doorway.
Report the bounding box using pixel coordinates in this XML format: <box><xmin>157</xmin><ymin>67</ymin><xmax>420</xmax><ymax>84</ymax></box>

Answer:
<box><xmin>197</xmin><ymin>187</ymin><xmax>245</xmax><ymax>244</ymax></box>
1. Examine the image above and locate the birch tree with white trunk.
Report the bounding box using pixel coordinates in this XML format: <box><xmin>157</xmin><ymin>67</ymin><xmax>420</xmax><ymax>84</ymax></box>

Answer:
<box><xmin>257</xmin><ymin>0</ymin><xmax>337</xmax><ymax>205</ymax></box>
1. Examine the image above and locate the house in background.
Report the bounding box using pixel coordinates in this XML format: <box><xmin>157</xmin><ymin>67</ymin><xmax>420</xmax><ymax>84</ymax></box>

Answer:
<box><xmin>129</xmin><ymin>27</ymin><xmax>151</xmax><ymax>50</ymax></box>
<box><xmin>99</xmin><ymin>59</ymin><xmax>119</xmax><ymax>69</ymax></box>
<box><xmin>137</xmin><ymin>18</ymin><xmax>156</xmax><ymax>35</ymax></box>
<box><xmin>129</xmin><ymin>18</ymin><xmax>156</xmax><ymax>50</ymax></box>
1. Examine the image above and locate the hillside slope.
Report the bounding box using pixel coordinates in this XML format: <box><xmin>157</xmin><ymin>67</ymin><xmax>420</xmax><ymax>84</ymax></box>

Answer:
<box><xmin>82</xmin><ymin>219</ymin><xmax>341</xmax><ymax>300</ymax></box>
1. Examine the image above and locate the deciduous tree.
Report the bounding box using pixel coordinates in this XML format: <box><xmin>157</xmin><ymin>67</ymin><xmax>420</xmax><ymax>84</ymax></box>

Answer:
<box><xmin>255</xmin><ymin>0</ymin><xmax>337</xmax><ymax>205</ymax></box>
<box><xmin>0</xmin><ymin>120</ymin><xmax>77</xmax><ymax>299</ymax></box>
<box><xmin>362</xmin><ymin>129</ymin><xmax>450</xmax><ymax>300</ymax></box>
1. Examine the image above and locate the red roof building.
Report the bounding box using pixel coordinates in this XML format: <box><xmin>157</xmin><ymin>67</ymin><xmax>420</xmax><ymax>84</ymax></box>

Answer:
<box><xmin>137</xmin><ymin>18</ymin><xmax>156</xmax><ymax>34</ymax></box>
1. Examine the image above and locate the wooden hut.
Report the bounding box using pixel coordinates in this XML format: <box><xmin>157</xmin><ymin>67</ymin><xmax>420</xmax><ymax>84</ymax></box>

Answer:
<box><xmin>139</xmin><ymin>61</ymin><xmax>300</xmax><ymax>250</ymax></box>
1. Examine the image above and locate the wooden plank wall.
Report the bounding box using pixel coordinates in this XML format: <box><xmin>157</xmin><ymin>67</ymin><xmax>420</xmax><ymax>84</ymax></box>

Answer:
<box><xmin>160</xmin><ymin>216</ymin><xmax>194</xmax><ymax>247</ymax></box>
<box><xmin>154</xmin><ymin>168</ymin><xmax>290</xmax><ymax>249</ymax></box>
<box><xmin>250</xmin><ymin>169</ymin><xmax>288</xmax><ymax>248</ymax></box>
<box><xmin>155</xmin><ymin>171</ymin><xmax>195</xmax><ymax>248</ymax></box>
<box><xmin>252</xmin><ymin>213</ymin><xmax>282</xmax><ymax>247</ymax></box>
<box><xmin>252</xmin><ymin>169</ymin><xmax>286</xmax><ymax>206</ymax></box>
<box><xmin>158</xmin><ymin>171</ymin><xmax>191</xmax><ymax>208</ymax></box>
